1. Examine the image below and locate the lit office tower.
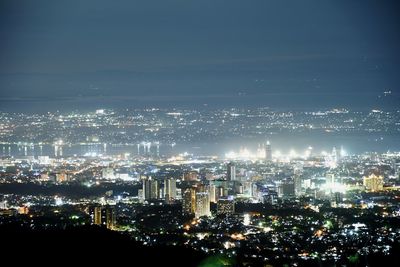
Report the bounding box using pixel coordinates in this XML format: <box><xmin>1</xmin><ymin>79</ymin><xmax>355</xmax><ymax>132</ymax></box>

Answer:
<box><xmin>363</xmin><ymin>174</ymin><xmax>384</xmax><ymax>192</ymax></box>
<box><xmin>217</xmin><ymin>199</ymin><xmax>235</xmax><ymax>215</ymax></box>
<box><xmin>265</xmin><ymin>141</ymin><xmax>272</xmax><ymax>161</ymax></box>
<box><xmin>143</xmin><ymin>177</ymin><xmax>159</xmax><ymax>200</ymax></box>
<box><xmin>164</xmin><ymin>178</ymin><xmax>177</xmax><ymax>202</ymax></box>
<box><xmin>195</xmin><ymin>192</ymin><xmax>211</xmax><ymax>218</ymax></box>
<box><xmin>227</xmin><ymin>162</ymin><xmax>236</xmax><ymax>181</ymax></box>
<box><xmin>182</xmin><ymin>188</ymin><xmax>196</xmax><ymax>215</ymax></box>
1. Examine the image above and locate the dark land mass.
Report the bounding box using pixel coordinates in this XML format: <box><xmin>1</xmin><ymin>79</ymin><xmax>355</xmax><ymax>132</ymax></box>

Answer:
<box><xmin>0</xmin><ymin>182</ymin><xmax>140</xmax><ymax>198</ymax></box>
<box><xmin>1</xmin><ymin>223</ymin><xmax>399</xmax><ymax>267</ymax></box>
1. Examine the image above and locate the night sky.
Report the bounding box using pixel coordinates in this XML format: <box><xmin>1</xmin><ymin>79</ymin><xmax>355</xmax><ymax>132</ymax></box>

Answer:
<box><xmin>0</xmin><ymin>0</ymin><xmax>399</xmax><ymax>111</ymax></box>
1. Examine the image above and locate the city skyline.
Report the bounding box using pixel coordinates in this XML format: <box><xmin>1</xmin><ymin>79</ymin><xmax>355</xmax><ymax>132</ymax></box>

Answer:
<box><xmin>1</xmin><ymin>1</ymin><xmax>399</xmax><ymax>266</ymax></box>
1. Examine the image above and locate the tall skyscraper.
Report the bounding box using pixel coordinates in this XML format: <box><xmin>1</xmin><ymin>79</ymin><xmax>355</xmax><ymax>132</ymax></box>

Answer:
<box><xmin>227</xmin><ymin>162</ymin><xmax>236</xmax><ymax>181</ymax></box>
<box><xmin>182</xmin><ymin>187</ymin><xmax>196</xmax><ymax>215</ymax></box>
<box><xmin>93</xmin><ymin>206</ymin><xmax>102</xmax><ymax>225</ymax></box>
<box><xmin>164</xmin><ymin>178</ymin><xmax>177</xmax><ymax>202</ymax></box>
<box><xmin>92</xmin><ymin>205</ymin><xmax>116</xmax><ymax>230</ymax></box>
<box><xmin>150</xmin><ymin>179</ymin><xmax>159</xmax><ymax>199</ymax></box>
<box><xmin>265</xmin><ymin>141</ymin><xmax>272</xmax><ymax>161</ymax></box>
<box><xmin>294</xmin><ymin>175</ymin><xmax>302</xmax><ymax>197</ymax></box>
<box><xmin>195</xmin><ymin>192</ymin><xmax>211</xmax><ymax>218</ymax></box>
<box><xmin>208</xmin><ymin>184</ymin><xmax>218</xmax><ymax>203</ymax></box>
<box><xmin>138</xmin><ymin>189</ymin><xmax>143</xmax><ymax>202</ymax></box>
<box><xmin>143</xmin><ymin>178</ymin><xmax>151</xmax><ymax>200</ymax></box>
<box><xmin>143</xmin><ymin>177</ymin><xmax>159</xmax><ymax>200</ymax></box>
<box><xmin>105</xmin><ymin>206</ymin><xmax>116</xmax><ymax>230</ymax></box>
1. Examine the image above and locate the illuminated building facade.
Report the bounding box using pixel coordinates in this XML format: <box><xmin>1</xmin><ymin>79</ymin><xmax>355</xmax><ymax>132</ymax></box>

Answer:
<box><xmin>195</xmin><ymin>192</ymin><xmax>211</xmax><ymax>218</ymax></box>
<box><xmin>143</xmin><ymin>177</ymin><xmax>159</xmax><ymax>200</ymax></box>
<box><xmin>217</xmin><ymin>199</ymin><xmax>235</xmax><ymax>215</ymax></box>
<box><xmin>92</xmin><ymin>205</ymin><xmax>116</xmax><ymax>230</ymax></box>
<box><xmin>164</xmin><ymin>178</ymin><xmax>176</xmax><ymax>202</ymax></box>
<box><xmin>363</xmin><ymin>174</ymin><xmax>384</xmax><ymax>192</ymax></box>
<box><xmin>182</xmin><ymin>188</ymin><xmax>196</xmax><ymax>215</ymax></box>
<box><xmin>227</xmin><ymin>162</ymin><xmax>236</xmax><ymax>181</ymax></box>
<box><xmin>265</xmin><ymin>140</ymin><xmax>272</xmax><ymax>161</ymax></box>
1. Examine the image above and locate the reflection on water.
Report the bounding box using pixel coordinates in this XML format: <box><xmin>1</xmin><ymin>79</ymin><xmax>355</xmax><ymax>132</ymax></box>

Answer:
<box><xmin>0</xmin><ymin>133</ymin><xmax>399</xmax><ymax>158</ymax></box>
<box><xmin>0</xmin><ymin>143</ymin><xmax>175</xmax><ymax>157</ymax></box>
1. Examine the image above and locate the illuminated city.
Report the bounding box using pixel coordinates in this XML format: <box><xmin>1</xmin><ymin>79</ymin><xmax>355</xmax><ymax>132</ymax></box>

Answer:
<box><xmin>0</xmin><ymin>108</ymin><xmax>399</xmax><ymax>265</ymax></box>
<box><xmin>1</xmin><ymin>1</ymin><xmax>399</xmax><ymax>266</ymax></box>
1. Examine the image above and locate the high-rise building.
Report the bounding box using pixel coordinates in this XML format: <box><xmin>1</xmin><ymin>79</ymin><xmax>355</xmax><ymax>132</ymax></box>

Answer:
<box><xmin>105</xmin><ymin>206</ymin><xmax>116</xmax><ymax>230</ymax></box>
<box><xmin>326</xmin><ymin>173</ymin><xmax>335</xmax><ymax>186</ymax></box>
<box><xmin>195</xmin><ymin>192</ymin><xmax>211</xmax><ymax>218</ymax></box>
<box><xmin>143</xmin><ymin>177</ymin><xmax>159</xmax><ymax>200</ymax></box>
<box><xmin>294</xmin><ymin>175</ymin><xmax>302</xmax><ymax>197</ymax></box>
<box><xmin>164</xmin><ymin>178</ymin><xmax>177</xmax><ymax>202</ymax></box>
<box><xmin>93</xmin><ymin>206</ymin><xmax>102</xmax><ymax>225</ymax></box>
<box><xmin>218</xmin><ymin>186</ymin><xmax>228</xmax><ymax>198</ymax></box>
<box><xmin>227</xmin><ymin>162</ymin><xmax>236</xmax><ymax>181</ymax></box>
<box><xmin>265</xmin><ymin>141</ymin><xmax>272</xmax><ymax>161</ymax></box>
<box><xmin>138</xmin><ymin>189</ymin><xmax>143</xmax><ymax>202</ymax></box>
<box><xmin>392</xmin><ymin>159</ymin><xmax>398</xmax><ymax>178</ymax></box>
<box><xmin>217</xmin><ymin>199</ymin><xmax>235</xmax><ymax>215</ymax></box>
<box><xmin>208</xmin><ymin>184</ymin><xmax>218</xmax><ymax>203</ymax></box>
<box><xmin>92</xmin><ymin>205</ymin><xmax>116</xmax><ymax>230</ymax></box>
<box><xmin>243</xmin><ymin>181</ymin><xmax>253</xmax><ymax>197</ymax></box>
<box><xmin>363</xmin><ymin>174</ymin><xmax>384</xmax><ymax>192</ymax></box>
<box><xmin>278</xmin><ymin>178</ymin><xmax>295</xmax><ymax>198</ymax></box>
<box><xmin>182</xmin><ymin>188</ymin><xmax>196</xmax><ymax>215</ymax></box>
<box><xmin>143</xmin><ymin>179</ymin><xmax>151</xmax><ymax>200</ymax></box>
<box><xmin>334</xmin><ymin>192</ymin><xmax>343</xmax><ymax>203</ymax></box>
<box><xmin>176</xmin><ymin>188</ymin><xmax>182</xmax><ymax>200</ymax></box>
<box><xmin>151</xmin><ymin>180</ymin><xmax>159</xmax><ymax>199</ymax></box>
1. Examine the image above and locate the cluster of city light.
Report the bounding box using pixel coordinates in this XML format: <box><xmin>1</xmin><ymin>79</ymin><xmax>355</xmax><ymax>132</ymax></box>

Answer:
<box><xmin>226</xmin><ymin>146</ymin><xmax>347</xmax><ymax>161</ymax></box>
<box><xmin>225</xmin><ymin>148</ymin><xmax>256</xmax><ymax>160</ymax></box>
<box><xmin>322</xmin><ymin>182</ymin><xmax>347</xmax><ymax>194</ymax></box>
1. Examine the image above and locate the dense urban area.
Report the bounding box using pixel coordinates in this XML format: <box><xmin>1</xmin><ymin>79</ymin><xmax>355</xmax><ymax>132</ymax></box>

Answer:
<box><xmin>0</xmin><ymin>108</ymin><xmax>399</xmax><ymax>266</ymax></box>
